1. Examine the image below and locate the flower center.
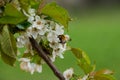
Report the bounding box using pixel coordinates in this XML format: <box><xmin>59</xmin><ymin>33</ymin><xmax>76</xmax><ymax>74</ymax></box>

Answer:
<box><xmin>66</xmin><ymin>74</ymin><xmax>71</xmax><ymax>78</ymax></box>
<box><xmin>37</xmin><ymin>21</ymin><xmax>41</xmax><ymax>25</ymax></box>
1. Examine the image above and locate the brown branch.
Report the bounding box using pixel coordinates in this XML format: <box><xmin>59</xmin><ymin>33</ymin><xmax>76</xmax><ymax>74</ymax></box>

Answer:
<box><xmin>29</xmin><ymin>37</ymin><xmax>65</xmax><ymax>80</ymax></box>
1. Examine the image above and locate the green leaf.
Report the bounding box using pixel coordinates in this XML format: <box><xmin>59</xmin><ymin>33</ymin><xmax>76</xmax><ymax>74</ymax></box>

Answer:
<box><xmin>0</xmin><ymin>16</ymin><xmax>27</xmax><ymax>24</ymax></box>
<box><xmin>0</xmin><ymin>41</ymin><xmax>1</xmax><ymax>55</ymax></box>
<box><xmin>0</xmin><ymin>4</ymin><xmax>27</xmax><ymax>24</ymax></box>
<box><xmin>5</xmin><ymin>4</ymin><xmax>25</xmax><ymax>17</ymax></box>
<box><xmin>0</xmin><ymin>25</ymin><xmax>4</xmax><ymax>32</ymax></box>
<box><xmin>41</xmin><ymin>2</ymin><xmax>71</xmax><ymax>28</ymax></box>
<box><xmin>95</xmin><ymin>69</ymin><xmax>114</xmax><ymax>75</ymax></box>
<box><xmin>71</xmin><ymin>48</ymin><xmax>94</xmax><ymax>74</ymax></box>
<box><xmin>0</xmin><ymin>25</ymin><xmax>17</xmax><ymax>58</ymax></box>
<box><xmin>1</xmin><ymin>52</ymin><xmax>16</xmax><ymax>66</ymax></box>
<box><xmin>94</xmin><ymin>74</ymin><xmax>116</xmax><ymax>80</ymax></box>
<box><xmin>0</xmin><ymin>32</ymin><xmax>3</xmax><ymax>55</ymax></box>
<box><xmin>71</xmin><ymin>48</ymin><xmax>91</xmax><ymax>65</ymax></box>
<box><xmin>0</xmin><ymin>40</ymin><xmax>16</xmax><ymax>66</ymax></box>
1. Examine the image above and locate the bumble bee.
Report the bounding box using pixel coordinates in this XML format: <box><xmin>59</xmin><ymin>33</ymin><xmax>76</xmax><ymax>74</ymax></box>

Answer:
<box><xmin>58</xmin><ymin>35</ymin><xmax>71</xmax><ymax>44</ymax></box>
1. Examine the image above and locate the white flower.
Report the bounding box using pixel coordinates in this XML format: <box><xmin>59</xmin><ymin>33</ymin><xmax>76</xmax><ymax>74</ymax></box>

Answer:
<box><xmin>63</xmin><ymin>68</ymin><xmax>74</xmax><ymax>80</ymax></box>
<box><xmin>19</xmin><ymin>58</ymin><xmax>42</xmax><ymax>74</ymax></box>
<box><xmin>49</xmin><ymin>42</ymin><xmax>61</xmax><ymax>49</ymax></box>
<box><xmin>17</xmin><ymin>35</ymin><xmax>28</xmax><ymax>48</ymax></box>
<box><xmin>49</xmin><ymin>21</ymin><xmax>56</xmax><ymax>29</ymax></box>
<box><xmin>27</xmin><ymin>27</ymin><xmax>39</xmax><ymax>39</ymax></box>
<box><xmin>48</xmin><ymin>23</ymin><xmax>64</xmax><ymax>35</ymax></box>
<box><xmin>38</xmin><ymin>25</ymin><xmax>49</xmax><ymax>35</ymax></box>
<box><xmin>35</xmin><ymin>64</ymin><xmax>42</xmax><ymax>73</ymax></box>
<box><xmin>27</xmin><ymin>63</ymin><xmax>42</xmax><ymax>74</ymax></box>
<box><xmin>29</xmin><ymin>63</ymin><xmax>36</xmax><ymax>74</ymax></box>
<box><xmin>26</xmin><ymin>24</ymin><xmax>48</xmax><ymax>39</ymax></box>
<box><xmin>20</xmin><ymin>61</ymin><xmax>31</xmax><ymax>71</ymax></box>
<box><xmin>47</xmin><ymin>32</ymin><xmax>60</xmax><ymax>43</ymax></box>
<box><xmin>54</xmin><ymin>23</ymin><xmax>64</xmax><ymax>35</ymax></box>
<box><xmin>51</xmin><ymin>49</ymin><xmax>64</xmax><ymax>61</ymax></box>
<box><xmin>32</xmin><ymin>15</ymin><xmax>45</xmax><ymax>30</ymax></box>
<box><xmin>19</xmin><ymin>58</ymin><xmax>31</xmax><ymax>73</ymax></box>
<box><xmin>23</xmin><ymin>8</ymin><xmax>36</xmax><ymax>23</ymax></box>
<box><xmin>28</xmin><ymin>8</ymin><xmax>36</xmax><ymax>16</ymax></box>
<box><xmin>54</xmin><ymin>48</ymin><xmax>64</xmax><ymax>58</ymax></box>
<box><xmin>28</xmin><ymin>16</ymin><xmax>35</xmax><ymax>23</ymax></box>
<box><xmin>50</xmin><ymin>47</ymin><xmax>66</xmax><ymax>62</ymax></box>
<box><xmin>49</xmin><ymin>42</ymin><xmax>66</xmax><ymax>51</ymax></box>
<box><xmin>49</xmin><ymin>41</ymin><xmax>67</xmax><ymax>62</ymax></box>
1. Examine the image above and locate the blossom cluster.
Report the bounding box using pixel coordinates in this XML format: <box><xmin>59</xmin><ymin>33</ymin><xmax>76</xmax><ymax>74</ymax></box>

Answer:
<box><xmin>19</xmin><ymin>58</ymin><xmax>42</xmax><ymax>74</ymax></box>
<box><xmin>17</xmin><ymin>8</ymin><xmax>70</xmax><ymax>74</ymax></box>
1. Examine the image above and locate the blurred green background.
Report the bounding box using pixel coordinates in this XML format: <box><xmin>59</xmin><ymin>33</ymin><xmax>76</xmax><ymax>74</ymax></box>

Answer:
<box><xmin>0</xmin><ymin>0</ymin><xmax>120</xmax><ymax>80</ymax></box>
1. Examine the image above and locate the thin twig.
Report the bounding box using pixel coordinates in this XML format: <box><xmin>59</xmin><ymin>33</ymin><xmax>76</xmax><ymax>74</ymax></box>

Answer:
<box><xmin>29</xmin><ymin>37</ymin><xmax>65</xmax><ymax>80</ymax></box>
<box><xmin>37</xmin><ymin>0</ymin><xmax>46</xmax><ymax>14</ymax></box>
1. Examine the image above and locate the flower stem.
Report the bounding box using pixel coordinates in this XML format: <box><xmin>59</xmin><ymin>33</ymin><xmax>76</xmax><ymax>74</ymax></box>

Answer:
<box><xmin>29</xmin><ymin>37</ymin><xmax>65</xmax><ymax>80</ymax></box>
